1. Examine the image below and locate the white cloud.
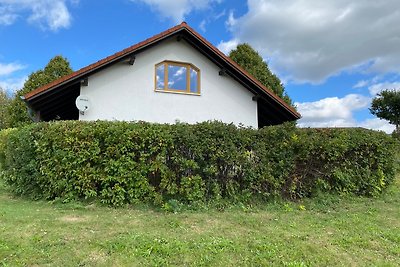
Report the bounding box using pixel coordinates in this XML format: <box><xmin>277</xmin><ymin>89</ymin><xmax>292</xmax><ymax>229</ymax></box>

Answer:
<box><xmin>0</xmin><ymin>5</ymin><xmax>17</xmax><ymax>25</ymax></box>
<box><xmin>217</xmin><ymin>38</ymin><xmax>239</xmax><ymax>55</ymax></box>
<box><xmin>0</xmin><ymin>61</ymin><xmax>27</xmax><ymax>94</ymax></box>
<box><xmin>199</xmin><ymin>20</ymin><xmax>206</xmax><ymax>32</ymax></box>
<box><xmin>295</xmin><ymin>94</ymin><xmax>397</xmax><ymax>133</ymax></box>
<box><xmin>353</xmin><ymin>80</ymin><xmax>369</xmax><ymax>89</ymax></box>
<box><xmin>221</xmin><ymin>0</ymin><xmax>400</xmax><ymax>84</ymax></box>
<box><xmin>0</xmin><ymin>76</ymin><xmax>27</xmax><ymax>94</ymax></box>
<box><xmin>295</xmin><ymin>94</ymin><xmax>370</xmax><ymax>125</ymax></box>
<box><xmin>352</xmin><ymin>76</ymin><xmax>384</xmax><ymax>89</ymax></box>
<box><xmin>132</xmin><ymin>0</ymin><xmax>222</xmax><ymax>23</ymax></box>
<box><xmin>368</xmin><ymin>82</ymin><xmax>400</xmax><ymax>95</ymax></box>
<box><xmin>0</xmin><ymin>62</ymin><xmax>26</xmax><ymax>76</ymax></box>
<box><xmin>199</xmin><ymin>9</ymin><xmax>226</xmax><ymax>32</ymax></box>
<box><xmin>0</xmin><ymin>0</ymin><xmax>76</xmax><ymax>31</ymax></box>
<box><xmin>173</xmin><ymin>67</ymin><xmax>186</xmax><ymax>77</ymax></box>
<box><xmin>226</xmin><ymin>10</ymin><xmax>236</xmax><ymax>27</ymax></box>
<box><xmin>358</xmin><ymin>118</ymin><xmax>395</xmax><ymax>133</ymax></box>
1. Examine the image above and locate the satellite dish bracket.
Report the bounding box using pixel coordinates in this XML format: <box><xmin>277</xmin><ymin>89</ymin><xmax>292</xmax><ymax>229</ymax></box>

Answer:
<box><xmin>75</xmin><ymin>95</ymin><xmax>91</xmax><ymax>116</ymax></box>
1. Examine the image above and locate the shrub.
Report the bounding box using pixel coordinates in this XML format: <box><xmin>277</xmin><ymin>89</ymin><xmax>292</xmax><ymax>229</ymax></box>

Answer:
<box><xmin>0</xmin><ymin>128</ymin><xmax>16</xmax><ymax>170</ymax></box>
<box><xmin>288</xmin><ymin>128</ymin><xmax>398</xmax><ymax>198</ymax></box>
<box><xmin>0</xmin><ymin>121</ymin><xmax>397</xmax><ymax>206</ymax></box>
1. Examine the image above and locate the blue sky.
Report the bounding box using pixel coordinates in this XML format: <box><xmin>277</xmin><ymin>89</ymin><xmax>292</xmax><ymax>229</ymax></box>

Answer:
<box><xmin>0</xmin><ymin>0</ymin><xmax>399</xmax><ymax>132</ymax></box>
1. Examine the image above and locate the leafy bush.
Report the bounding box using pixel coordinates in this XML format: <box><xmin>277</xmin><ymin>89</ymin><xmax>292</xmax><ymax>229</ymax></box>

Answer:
<box><xmin>288</xmin><ymin>128</ymin><xmax>398</xmax><ymax>198</ymax></box>
<box><xmin>0</xmin><ymin>128</ymin><xmax>16</xmax><ymax>171</ymax></box>
<box><xmin>0</xmin><ymin>121</ymin><xmax>398</xmax><ymax>206</ymax></box>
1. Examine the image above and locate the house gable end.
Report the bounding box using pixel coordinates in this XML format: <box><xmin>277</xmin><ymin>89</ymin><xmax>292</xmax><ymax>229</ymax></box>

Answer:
<box><xmin>24</xmin><ymin>22</ymin><xmax>300</xmax><ymax>126</ymax></box>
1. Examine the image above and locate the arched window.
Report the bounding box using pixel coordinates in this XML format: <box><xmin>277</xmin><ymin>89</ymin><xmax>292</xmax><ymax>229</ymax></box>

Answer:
<box><xmin>155</xmin><ymin>61</ymin><xmax>200</xmax><ymax>95</ymax></box>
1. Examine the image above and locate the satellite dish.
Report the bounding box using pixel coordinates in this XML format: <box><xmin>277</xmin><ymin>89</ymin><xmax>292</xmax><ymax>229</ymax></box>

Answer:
<box><xmin>75</xmin><ymin>95</ymin><xmax>91</xmax><ymax>113</ymax></box>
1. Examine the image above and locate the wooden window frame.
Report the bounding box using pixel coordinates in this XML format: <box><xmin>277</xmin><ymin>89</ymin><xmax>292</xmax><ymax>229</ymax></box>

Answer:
<box><xmin>155</xmin><ymin>60</ymin><xmax>201</xmax><ymax>95</ymax></box>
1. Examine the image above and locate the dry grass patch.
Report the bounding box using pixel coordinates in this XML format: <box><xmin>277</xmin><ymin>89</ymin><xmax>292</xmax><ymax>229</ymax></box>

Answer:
<box><xmin>60</xmin><ymin>215</ymin><xmax>89</xmax><ymax>223</ymax></box>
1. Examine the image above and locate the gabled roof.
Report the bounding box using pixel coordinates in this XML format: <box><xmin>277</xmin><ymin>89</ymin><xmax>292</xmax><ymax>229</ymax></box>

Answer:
<box><xmin>24</xmin><ymin>22</ymin><xmax>300</xmax><ymax>125</ymax></box>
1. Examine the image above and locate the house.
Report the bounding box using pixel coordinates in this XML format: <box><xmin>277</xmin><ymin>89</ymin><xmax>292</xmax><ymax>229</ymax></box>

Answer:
<box><xmin>23</xmin><ymin>22</ymin><xmax>300</xmax><ymax>128</ymax></box>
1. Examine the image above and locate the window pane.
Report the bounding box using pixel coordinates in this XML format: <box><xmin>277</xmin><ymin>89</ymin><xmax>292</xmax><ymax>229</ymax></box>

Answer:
<box><xmin>156</xmin><ymin>64</ymin><xmax>165</xmax><ymax>89</ymax></box>
<box><xmin>190</xmin><ymin>68</ymin><xmax>199</xmax><ymax>93</ymax></box>
<box><xmin>168</xmin><ymin>65</ymin><xmax>187</xmax><ymax>91</ymax></box>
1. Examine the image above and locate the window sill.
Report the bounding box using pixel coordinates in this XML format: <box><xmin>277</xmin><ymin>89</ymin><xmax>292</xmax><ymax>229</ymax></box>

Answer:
<box><xmin>155</xmin><ymin>89</ymin><xmax>201</xmax><ymax>96</ymax></box>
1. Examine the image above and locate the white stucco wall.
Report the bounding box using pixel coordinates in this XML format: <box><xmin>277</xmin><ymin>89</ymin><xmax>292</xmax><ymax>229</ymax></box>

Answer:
<box><xmin>79</xmin><ymin>39</ymin><xmax>258</xmax><ymax>128</ymax></box>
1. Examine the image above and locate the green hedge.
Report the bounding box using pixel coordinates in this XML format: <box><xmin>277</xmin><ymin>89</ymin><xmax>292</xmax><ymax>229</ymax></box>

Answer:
<box><xmin>0</xmin><ymin>128</ymin><xmax>16</xmax><ymax>170</ymax></box>
<box><xmin>0</xmin><ymin>121</ymin><xmax>398</xmax><ymax>206</ymax></box>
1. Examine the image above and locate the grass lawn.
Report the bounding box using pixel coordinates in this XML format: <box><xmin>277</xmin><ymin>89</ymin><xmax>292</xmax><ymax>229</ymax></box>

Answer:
<box><xmin>0</xmin><ymin>178</ymin><xmax>399</xmax><ymax>267</ymax></box>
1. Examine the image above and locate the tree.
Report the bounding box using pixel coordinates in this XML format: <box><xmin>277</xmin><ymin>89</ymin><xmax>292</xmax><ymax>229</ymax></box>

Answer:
<box><xmin>370</xmin><ymin>89</ymin><xmax>400</xmax><ymax>135</ymax></box>
<box><xmin>229</xmin><ymin>43</ymin><xmax>292</xmax><ymax>105</ymax></box>
<box><xmin>0</xmin><ymin>88</ymin><xmax>11</xmax><ymax>130</ymax></box>
<box><xmin>7</xmin><ymin>56</ymin><xmax>73</xmax><ymax>127</ymax></box>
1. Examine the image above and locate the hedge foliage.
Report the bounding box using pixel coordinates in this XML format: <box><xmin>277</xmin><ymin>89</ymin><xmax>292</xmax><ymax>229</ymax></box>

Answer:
<box><xmin>0</xmin><ymin>121</ymin><xmax>398</xmax><ymax>206</ymax></box>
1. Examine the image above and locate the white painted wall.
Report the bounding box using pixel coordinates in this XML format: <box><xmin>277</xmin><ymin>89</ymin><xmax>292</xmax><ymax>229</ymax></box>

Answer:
<box><xmin>79</xmin><ymin>38</ymin><xmax>258</xmax><ymax>128</ymax></box>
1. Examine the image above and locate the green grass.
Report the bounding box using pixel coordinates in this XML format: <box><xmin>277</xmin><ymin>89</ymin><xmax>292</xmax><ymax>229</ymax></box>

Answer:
<box><xmin>0</xmin><ymin>178</ymin><xmax>399</xmax><ymax>267</ymax></box>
